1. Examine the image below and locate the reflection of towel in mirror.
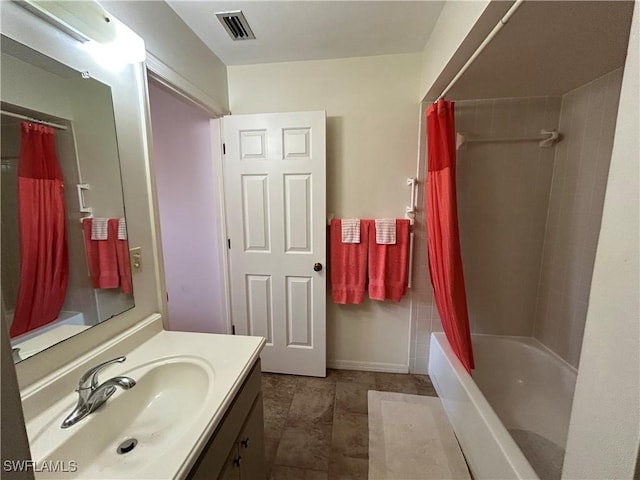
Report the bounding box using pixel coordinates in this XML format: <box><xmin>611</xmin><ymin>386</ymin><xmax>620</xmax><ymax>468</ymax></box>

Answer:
<box><xmin>90</xmin><ymin>217</ymin><xmax>109</xmax><ymax>240</ymax></box>
<box><xmin>114</xmin><ymin>219</ymin><xmax>132</xmax><ymax>294</ymax></box>
<box><xmin>82</xmin><ymin>218</ymin><xmax>132</xmax><ymax>294</ymax></box>
<box><xmin>118</xmin><ymin>217</ymin><xmax>127</xmax><ymax>240</ymax></box>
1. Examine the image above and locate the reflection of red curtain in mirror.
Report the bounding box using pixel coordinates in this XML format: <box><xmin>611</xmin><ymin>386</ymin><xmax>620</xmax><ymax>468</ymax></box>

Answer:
<box><xmin>425</xmin><ymin>100</ymin><xmax>474</xmax><ymax>373</ymax></box>
<box><xmin>10</xmin><ymin>122</ymin><xmax>68</xmax><ymax>338</ymax></box>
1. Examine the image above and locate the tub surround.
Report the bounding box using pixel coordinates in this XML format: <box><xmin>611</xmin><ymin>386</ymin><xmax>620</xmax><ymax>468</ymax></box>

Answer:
<box><xmin>533</xmin><ymin>68</ymin><xmax>624</xmax><ymax>368</ymax></box>
<box><xmin>20</xmin><ymin>315</ymin><xmax>265</xmax><ymax>479</ymax></box>
<box><xmin>454</xmin><ymin>74</ymin><xmax>624</xmax><ymax>369</ymax></box>
<box><xmin>455</xmin><ymin>96</ymin><xmax>561</xmax><ymax>338</ymax></box>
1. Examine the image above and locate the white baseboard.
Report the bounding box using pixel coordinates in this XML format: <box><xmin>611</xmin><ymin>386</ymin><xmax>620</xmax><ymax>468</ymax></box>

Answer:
<box><xmin>411</xmin><ymin>367</ymin><xmax>429</xmax><ymax>375</ymax></box>
<box><xmin>328</xmin><ymin>359</ymin><xmax>409</xmax><ymax>374</ymax></box>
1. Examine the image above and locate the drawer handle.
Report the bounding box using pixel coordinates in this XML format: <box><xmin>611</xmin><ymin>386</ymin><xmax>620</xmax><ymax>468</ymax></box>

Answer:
<box><xmin>241</xmin><ymin>437</ymin><xmax>250</xmax><ymax>448</ymax></box>
<box><xmin>233</xmin><ymin>456</ymin><xmax>242</xmax><ymax>467</ymax></box>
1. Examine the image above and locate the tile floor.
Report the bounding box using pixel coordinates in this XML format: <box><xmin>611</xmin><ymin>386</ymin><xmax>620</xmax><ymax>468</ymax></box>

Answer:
<box><xmin>261</xmin><ymin>369</ymin><xmax>438</xmax><ymax>480</ymax></box>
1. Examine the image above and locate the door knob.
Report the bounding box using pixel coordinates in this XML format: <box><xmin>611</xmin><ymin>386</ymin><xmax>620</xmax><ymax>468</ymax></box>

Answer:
<box><xmin>313</xmin><ymin>263</ymin><xmax>323</xmax><ymax>272</ymax></box>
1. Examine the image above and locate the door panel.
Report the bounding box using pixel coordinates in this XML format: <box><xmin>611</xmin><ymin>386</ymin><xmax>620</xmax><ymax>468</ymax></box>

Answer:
<box><xmin>223</xmin><ymin>111</ymin><xmax>326</xmax><ymax>376</ymax></box>
<box><xmin>284</xmin><ymin>174</ymin><xmax>311</xmax><ymax>252</ymax></box>
<box><xmin>245</xmin><ymin>275</ymin><xmax>273</xmax><ymax>346</ymax></box>
<box><xmin>241</xmin><ymin>175</ymin><xmax>270</xmax><ymax>251</ymax></box>
<box><xmin>286</xmin><ymin>276</ymin><xmax>312</xmax><ymax>347</ymax></box>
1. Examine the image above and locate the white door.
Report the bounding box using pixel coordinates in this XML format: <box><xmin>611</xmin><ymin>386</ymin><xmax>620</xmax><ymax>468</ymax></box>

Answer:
<box><xmin>222</xmin><ymin>111</ymin><xmax>326</xmax><ymax>377</ymax></box>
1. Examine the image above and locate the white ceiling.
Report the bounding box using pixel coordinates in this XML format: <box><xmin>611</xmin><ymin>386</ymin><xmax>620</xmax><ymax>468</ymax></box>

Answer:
<box><xmin>166</xmin><ymin>1</ymin><xmax>445</xmax><ymax>65</ymax></box>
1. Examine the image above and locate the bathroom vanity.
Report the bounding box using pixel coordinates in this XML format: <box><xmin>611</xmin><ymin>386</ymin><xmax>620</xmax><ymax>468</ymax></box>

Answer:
<box><xmin>1</xmin><ymin>3</ymin><xmax>267</xmax><ymax>479</ymax></box>
<box><xmin>20</xmin><ymin>315</ymin><xmax>266</xmax><ymax>479</ymax></box>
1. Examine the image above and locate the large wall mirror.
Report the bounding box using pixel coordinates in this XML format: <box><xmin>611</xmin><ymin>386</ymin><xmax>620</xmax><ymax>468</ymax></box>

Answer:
<box><xmin>1</xmin><ymin>33</ymin><xmax>135</xmax><ymax>362</ymax></box>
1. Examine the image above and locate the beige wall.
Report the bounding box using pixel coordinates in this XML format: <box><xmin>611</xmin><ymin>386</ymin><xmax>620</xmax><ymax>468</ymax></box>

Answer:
<box><xmin>563</xmin><ymin>3</ymin><xmax>639</xmax><ymax>477</ymax></box>
<box><xmin>534</xmin><ymin>69</ymin><xmax>624</xmax><ymax>368</ymax></box>
<box><xmin>101</xmin><ymin>0</ymin><xmax>229</xmax><ymax>114</ymax></box>
<box><xmin>456</xmin><ymin>96</ymin><xmax>561</xmax><ymax>336</ymax></box>
<box><xmin>228</xmin><ymin>54</ymin><xmax>421</xmax><ymax>370</ymax></box>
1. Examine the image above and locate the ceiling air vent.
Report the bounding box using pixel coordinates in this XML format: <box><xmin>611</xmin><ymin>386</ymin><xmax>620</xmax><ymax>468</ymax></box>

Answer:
<box><xmin>215</xmin><ymin>10</ymin><xmax>255</xmax><ymax>41</ymax></box>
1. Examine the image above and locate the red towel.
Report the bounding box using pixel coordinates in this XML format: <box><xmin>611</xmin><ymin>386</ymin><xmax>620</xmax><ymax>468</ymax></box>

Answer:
<box><xmin>82</xmin><ymin>219</ymin><xmax>99</xmax><ymax>284</ymax></box>
<box><xmin>110</xmin><ymin>219</ymin><xmax>133</xmax><ymax>295</ymax></box>
<box><xmin>330</xmin><ymin>219</ymin><xmax>369</xmax><ymax>304</ymax></box>
<box><xmin>82</xmin><ymin>218</ymin><xmax>132</xmax><ymax>293</ymax></box>
<box><xmin>368</xmin><ymin>219</ymin><xmax>410</xmax><ymax>302</ymax></box>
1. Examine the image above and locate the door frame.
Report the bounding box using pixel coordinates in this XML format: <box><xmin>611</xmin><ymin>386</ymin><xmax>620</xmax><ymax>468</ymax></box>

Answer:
<box><xmin>210</xmin><ymin>119</ymin><xmax>233</xmax><ymax>335</ymax></box>
<box><xmin>145</xmin><ymin>54</ymin><xmax>232</xmax><ymax>334</ymax></box>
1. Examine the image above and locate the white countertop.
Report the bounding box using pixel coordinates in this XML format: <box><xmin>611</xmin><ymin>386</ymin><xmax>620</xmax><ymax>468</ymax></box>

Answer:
<box><xmin>23</xmin><ymin>324</ymin><xmax>265</xmax><ymax>479</ymax></box>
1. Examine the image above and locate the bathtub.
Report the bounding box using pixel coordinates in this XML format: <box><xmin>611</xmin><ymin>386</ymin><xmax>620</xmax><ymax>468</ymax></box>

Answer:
<box><xmin>429</xmin><ymin>332</ymin><xmax>577</xmax><ymax>480</ymax></box>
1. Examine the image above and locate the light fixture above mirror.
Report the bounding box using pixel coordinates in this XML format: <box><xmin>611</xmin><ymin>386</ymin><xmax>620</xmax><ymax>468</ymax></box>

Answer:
<box><xmin>15</xmin><ymin>0</ymin><xmax>146</xmax><ymax>70</ymax></box>
<box><xmin>15</xmin><ymin>0</ymin><xmax>116</xmax><ymax>44</ymax></box>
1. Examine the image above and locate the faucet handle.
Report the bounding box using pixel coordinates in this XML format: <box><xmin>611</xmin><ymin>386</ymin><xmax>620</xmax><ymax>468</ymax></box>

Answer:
<box><xmin>78</xmin><ymin>356</ymin><xmax>127</xmax><ymax>391</ymax></box>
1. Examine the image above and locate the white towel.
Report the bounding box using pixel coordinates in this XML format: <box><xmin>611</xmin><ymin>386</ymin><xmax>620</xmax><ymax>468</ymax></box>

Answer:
<box><xmin>118</xmin><ymin>217</ymin><xmax>127</xmax><ymax>240</ymax></box>
<box><xmin>91</xmin><ymin>218</ymin><xmax>109</xmax><ymax>240</ymax></box>
<box><xmin>341</xmin><ymin>219</ymin><xmax>361</xmax><ymax>243</ymax></box>
<box><xmin>375</xmin><ymin>219</ymin><xmax>396</xmax><ymax>245</ymax></box>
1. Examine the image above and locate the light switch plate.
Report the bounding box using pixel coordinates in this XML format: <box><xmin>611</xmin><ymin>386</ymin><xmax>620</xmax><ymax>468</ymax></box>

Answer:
<box><xmin>130</xmin><ymin>247</ymin><xmax>142</xmax><ymax>272</ymax></box>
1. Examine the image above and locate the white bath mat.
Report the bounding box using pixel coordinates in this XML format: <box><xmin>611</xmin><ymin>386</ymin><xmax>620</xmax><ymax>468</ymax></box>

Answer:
<box><xmin>368</xmin><ymin>391</ymin><xmax>470</xmax><ymax>480</ymax></box>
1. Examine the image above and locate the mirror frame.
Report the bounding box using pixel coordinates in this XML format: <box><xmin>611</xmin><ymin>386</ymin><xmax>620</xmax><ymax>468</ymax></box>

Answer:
<box><xmin>1</xmin><ymin>1</ymin><xmax>165</xmax><ymax>389</ymax></box>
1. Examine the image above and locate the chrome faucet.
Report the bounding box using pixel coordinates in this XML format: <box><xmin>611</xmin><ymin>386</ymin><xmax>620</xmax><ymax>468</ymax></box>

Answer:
<box><xmin>61</xmin><ymin>356</ymin><xmax>136</xmax><ymax>429</ymax></box>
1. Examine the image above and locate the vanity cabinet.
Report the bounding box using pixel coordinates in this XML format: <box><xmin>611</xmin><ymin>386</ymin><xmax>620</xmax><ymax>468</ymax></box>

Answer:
<box><xmin>219</xmin><ymin>394</ymin><xmax>265</xmax><ymax>480</ymax></box>
<box><xmin>188</xmin><ymin>360</ymin><xmax>266</xmax><ymax>480</ymax></box>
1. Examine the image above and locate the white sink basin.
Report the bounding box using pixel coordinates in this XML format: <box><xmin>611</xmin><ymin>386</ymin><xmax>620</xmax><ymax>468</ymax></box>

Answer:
<box><xmin>29</xmin><ymin>357</ymin><xmax>214</xmax><ymax>479</ymax></box>
<box><xmin>22</xmin><ymin>324</ymin><xmax>265</xmax><ymax>480</ymax></box>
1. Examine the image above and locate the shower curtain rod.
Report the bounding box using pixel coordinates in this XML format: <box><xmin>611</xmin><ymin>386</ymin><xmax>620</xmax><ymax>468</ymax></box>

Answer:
<box><xmin>437</xmin><ymin>0</ymin><xmax>524</xmax><ymax>100</ymax></box>
<box><xmin>1</xmin><ymin>109</ymin><xmax>68</xmax><ymax>131</ymax></box>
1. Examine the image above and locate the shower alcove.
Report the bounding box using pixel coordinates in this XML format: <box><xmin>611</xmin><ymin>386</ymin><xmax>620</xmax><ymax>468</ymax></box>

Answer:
<box><xmin>424</xmin><ymin>2</ymin><xmax>635</xmax><ymax>480</ymax></box>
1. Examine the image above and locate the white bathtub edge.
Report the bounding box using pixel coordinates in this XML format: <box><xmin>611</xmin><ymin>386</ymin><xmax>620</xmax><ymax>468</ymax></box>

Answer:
<box><xmin>429</xmin><ymin>332</ymin><xmax>539</xmax><ymax>480</ymax></box>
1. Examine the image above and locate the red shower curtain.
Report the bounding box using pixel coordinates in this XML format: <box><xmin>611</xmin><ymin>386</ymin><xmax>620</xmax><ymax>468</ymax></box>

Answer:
<box><xmin>425</xmin><ymin>99</ymin><xmax>474</xmax><ymax>373</ymax></box>
<box><xmin>10</xmin><ymin>123</ymin><xmax>68</xmax><ymax>338</ymax></box>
